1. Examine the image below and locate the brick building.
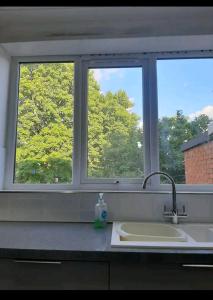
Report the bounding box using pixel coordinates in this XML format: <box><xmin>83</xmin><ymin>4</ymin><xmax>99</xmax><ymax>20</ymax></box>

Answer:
<box><xmin>181</xmin><ymin>123</ymin><xmax>213</xmax><ymax>184</ymax></box>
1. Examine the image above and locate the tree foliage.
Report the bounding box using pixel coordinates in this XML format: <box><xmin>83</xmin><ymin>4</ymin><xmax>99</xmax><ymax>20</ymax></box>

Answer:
<box><xmin>16</xmin><ymin>63</ymin><xmax>74</xmax><ymax>183</ymax></box>
<box><xmin>87</xmin><ymin>73</ymin><xmax>143</xmax><ymax>178</ymax></box>
<box><xmin>159</xmin><ymin>110</ymin><xmax>211</xmax><ymax>183</ymax></box>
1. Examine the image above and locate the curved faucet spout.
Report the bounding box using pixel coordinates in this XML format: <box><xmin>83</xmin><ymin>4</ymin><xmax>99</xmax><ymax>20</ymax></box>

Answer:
<box><xmin>142</xmin><ymin>171</ymin><xmax>177</xmax><ymax>214</ymax></box>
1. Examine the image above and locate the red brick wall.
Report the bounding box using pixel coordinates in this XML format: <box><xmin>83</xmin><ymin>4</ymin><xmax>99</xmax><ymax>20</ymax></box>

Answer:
<box><xmin>184</xmin><ymin>140</ymin><xmax>213</xmax><ymax>184</ymax></box>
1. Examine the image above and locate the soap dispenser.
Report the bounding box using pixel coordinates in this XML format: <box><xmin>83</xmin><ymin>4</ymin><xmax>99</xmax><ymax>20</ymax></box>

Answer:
<box><xmin>94</xmin><ymin>193</ymin><xmax>108</xmax><ymax>228</ymax></box>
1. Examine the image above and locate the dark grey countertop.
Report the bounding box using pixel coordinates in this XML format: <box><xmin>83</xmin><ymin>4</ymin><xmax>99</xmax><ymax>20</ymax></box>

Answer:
<box><xmin>0</xmin><ymin>221</ymin><xmax>213</xmax><ymax>264</ymax></box>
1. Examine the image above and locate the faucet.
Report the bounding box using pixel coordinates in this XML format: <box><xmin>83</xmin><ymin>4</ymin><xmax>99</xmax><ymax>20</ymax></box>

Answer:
<box><xmin>142</xmin><ymin>171</ymin><xmax>187</xmax><ymax>224</ymax></box>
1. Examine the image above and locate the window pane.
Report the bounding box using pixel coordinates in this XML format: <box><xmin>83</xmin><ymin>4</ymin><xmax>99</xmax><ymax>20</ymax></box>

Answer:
<box><xmin>87</xmin><ymin>67</ymin><xmax>143</xmax><ymax>179</ymax></box>
<box><xmin>157</xmin><ymin>59</ymin><xmax>213</xmax><ymax>184</ymax></box>
<box><xmin>14</xmin><ymin>62</ymin><xmax>74</xmax><ymax>184</ymax></box>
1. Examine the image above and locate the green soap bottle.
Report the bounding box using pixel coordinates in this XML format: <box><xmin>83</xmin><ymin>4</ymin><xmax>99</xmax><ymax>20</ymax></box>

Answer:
<box><xmin>94</xmin><ymin>193</ymin><xmax>108</xmax><ymax>229</ymax></box>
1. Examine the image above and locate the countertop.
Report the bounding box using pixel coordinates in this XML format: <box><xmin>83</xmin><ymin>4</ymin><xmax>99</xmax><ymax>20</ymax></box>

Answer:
<box><xmin>0</xmin><ymin>221</ymin><xmax>213</xmax><ymax>264</ymax></box>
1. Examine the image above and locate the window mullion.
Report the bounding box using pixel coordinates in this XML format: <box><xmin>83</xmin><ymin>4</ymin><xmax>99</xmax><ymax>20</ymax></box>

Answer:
<box><xmin>142</xmin><ymin>59</ymin><xmax>151</xmax><ymax>180</ymax></box>
<box><xmin>80</xmin><ymin>61</ymin><xmax>89</xmax><ymax>184</ymax></box>
<box><xmin>148</xmin><ymin>57</ymin><xmax>160</xmax><ymax>187</ymax></box>
<box><xmin>72</xmin><ymin>58</ymin><xmax>82</xmax><ymax>188</ymax></box>
<box><xmin>4</xmin><ymin>58</ymin><xmax>19</xmax><ymax>189</ymax></box>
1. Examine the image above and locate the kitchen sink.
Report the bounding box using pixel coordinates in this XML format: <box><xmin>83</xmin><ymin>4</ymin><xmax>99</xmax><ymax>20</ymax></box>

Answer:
<box><xmin>179</xmin><ymin>224</ymin><xmax>213</xmax><ymax>243</ymax></box>
<box><xmin>117</xmin><ymin>222</ymin><xmax>187</xmax><ymax>242</ymax></box>
<box><xmin>111</xmin><ymin>222</ymin><xmax>213</xmax><ymax>249</ymax></box>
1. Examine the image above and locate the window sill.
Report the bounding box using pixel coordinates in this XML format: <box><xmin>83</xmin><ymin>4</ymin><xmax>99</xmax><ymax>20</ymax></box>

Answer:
<box><xmin>0</xmin><ymin>189</ymin><xmax>213</xmax><ymax>195</ymax></box>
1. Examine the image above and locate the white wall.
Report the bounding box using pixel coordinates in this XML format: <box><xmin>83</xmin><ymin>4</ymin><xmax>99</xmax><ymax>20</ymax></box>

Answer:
<box><xmin>0</xmin><ymin>46</ymin><xmax>10</xmax><ymax>189</ymax></box>
<box><xmin>0</xmin><ymin>191</ymin><xmax>212</xmax><ymax>223</ymax></box>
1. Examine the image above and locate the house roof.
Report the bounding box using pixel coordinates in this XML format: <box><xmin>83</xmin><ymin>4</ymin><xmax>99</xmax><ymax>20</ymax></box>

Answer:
<box><xmin>181</xmin><ymin>132</ymin><xmax>209</xmax><ymax>152</ymax></box>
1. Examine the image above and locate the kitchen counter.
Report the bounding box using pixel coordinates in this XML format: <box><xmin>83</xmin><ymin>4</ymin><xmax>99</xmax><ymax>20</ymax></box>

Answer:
<box><xmin>0</xmin><ymin>221</ymin><xmax>213</xmax><ymax>264</ymax></box>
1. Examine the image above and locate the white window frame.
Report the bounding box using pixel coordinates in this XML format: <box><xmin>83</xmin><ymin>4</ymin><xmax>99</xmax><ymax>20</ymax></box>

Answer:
<box><xmin>3</xmin><ymin>51</ymin><xmax>213</xmax><ymax>192</ymax></box>
<box><xmin>4</xmin><ymin>56</ymin><xmax>78</xmax><ymax>191</ymax></box>
<box><xmin>153</xmin><ymin>50</ymin><xmax>213</xmax><ymax>193</ymax></box>
<box><xmin>79</xmin><ymin>57</ymin><xmax>150</xmax><ymax>190</ymax></box>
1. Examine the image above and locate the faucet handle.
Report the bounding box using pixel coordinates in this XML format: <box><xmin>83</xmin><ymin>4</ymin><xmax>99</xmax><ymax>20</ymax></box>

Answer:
<box><xmin>178</xmin><ymin>205</ymin><xmax>188</xmax><ymax>217</ymax></box>
<box><xmin>183</xmin><ymin>205</ymin><xmax>186</xmax><ymax>214</ymax></box>
<box><xmin>163</xmin><ymin>204</ymin><xmax>173</xmax><ymax>216</ymax></box>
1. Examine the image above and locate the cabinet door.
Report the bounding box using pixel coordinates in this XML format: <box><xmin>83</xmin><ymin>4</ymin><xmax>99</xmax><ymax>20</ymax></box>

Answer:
<box><xmin>110</xmin><ymin>261</ymin><xmax>213</xmax><ymax>290</ymax></box>
<box><xmin>0</xmin><ymin>259</ymin><xmax>109</xmax><ymax>290</ymax></box>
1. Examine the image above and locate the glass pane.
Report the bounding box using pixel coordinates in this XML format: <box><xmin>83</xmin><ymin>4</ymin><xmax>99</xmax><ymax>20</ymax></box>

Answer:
<box><xmin>14</xmin><ymin>62</ymin><xmax>74</xmax><ymax>184</ymax></box>
<box><xmin>157</xmin><ymin>59</ymin><xmax>213</xmax><ymax>184</ymax></box>
<box><xmin>87</xmin><ymin>67</ymin><xmax>143</xmax><ymax>179</ymax></box>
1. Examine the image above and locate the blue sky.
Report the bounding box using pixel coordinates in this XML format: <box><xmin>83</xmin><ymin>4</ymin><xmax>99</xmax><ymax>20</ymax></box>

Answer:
<box><xmin>92</xmin><ymin>67</ymin><xmax>143</xmax><ymax>121</ymax></box>
<box><xmin>92</xmin><ymin>59</ymin><xmax>213</xmax><ymax>122</ymax></box>
<box><xmin>157</xmin><ymin>59</ymin><xmax>213</xmax><ymax>119</ymax></box>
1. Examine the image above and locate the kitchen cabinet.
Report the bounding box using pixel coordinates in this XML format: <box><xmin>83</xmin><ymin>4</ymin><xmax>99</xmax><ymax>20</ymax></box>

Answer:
<box><xmin>1</xmin><ymin>257</ymin><xmax>213</xmax><ymax>289</ymax></box>
<box><xmin>110</xmin><ymin>261</ymin><xmax>213</xmax><ymax>290</ymax></box>
<box><xmin>0</xmin><ymin>259</ymin><xmax>109</xmax><ymax>290</ymax></box>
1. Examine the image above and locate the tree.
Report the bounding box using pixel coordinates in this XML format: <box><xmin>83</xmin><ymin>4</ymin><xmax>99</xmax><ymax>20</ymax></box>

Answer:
<box><xmin>101</xmin><ymin>128</ymin><xmax>143</xmax><ymax>178</ymax></box>
<box><xmin>16</xmin><ymin>63</ymin><xmax>74</xmax><ymax>183</ymax></box>
<box><xmin>190</xmin><ymin>114</ymin><xmax>211</xmax><ymax>136</ymax></box>
<box><xmin>159</xmin><ymin>110</ymin><xmax>211</xmax><ymax>183</ymax></box>
<box><xmin>87</xmin><ymin>81</ymin><xmax>143</xmax><ymax>178</ymax></box>
<box><xmin>15</xmin><ymin>65</ymin><xmax>143</xmax><ymax>183</ymax></box>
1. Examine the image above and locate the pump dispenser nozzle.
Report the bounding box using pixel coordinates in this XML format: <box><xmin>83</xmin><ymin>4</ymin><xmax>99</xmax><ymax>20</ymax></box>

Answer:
<box><xmin>99</xmin><ymin>193</ymin><xmax>104</xmax><ymax>201</ymax></box>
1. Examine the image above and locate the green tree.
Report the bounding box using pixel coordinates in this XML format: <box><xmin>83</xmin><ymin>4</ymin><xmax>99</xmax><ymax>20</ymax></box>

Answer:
<box><xmin>16</xmin><ymin>65</ymin><xmax>144</xmax><ymax>183</ymax></box>
<box><xmin>190</xmin><ymin>114</ymin><xmax>211</xmax><ymax>136</ymax></box>
<box><xmin>87</xmin><ymin>81</ymin><xmax>143</xmax><ymax>178</ymax></box>
<box><xmin>101</xmin><ymin>128</ymin><xmax>143</xmax><ymax>178</ymax></box>
<box><xmin>16</xmin><ymin>63</ymin><xmax>74</xmax><ymax>183</ymax></box>
<box><xmin>159</xmin><ymin>110</ymin><xmax>211</xmax><ymax>183</ymax></box>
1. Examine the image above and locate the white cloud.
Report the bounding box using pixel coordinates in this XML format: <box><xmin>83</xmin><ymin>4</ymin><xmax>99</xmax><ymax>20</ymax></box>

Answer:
<box><xmin>92</xmin><ymin>68</ymin><xmax>124</xmax><ymax>83</ymax></box>
<box><xmin>93</xmin><ymin>69</ymin><xmax>102</xmax><ymax>82</ymax></box>
<box><xmin>137</xmin><ymin>120</ymin><xmax>143</xmax><ymax>129</ymax></box>
<box><xmin>188</xmin><ymin>105</ymin><xmax>213</xmax><ymax>120</ymax></box>
<box><xmin>126</xmin><ymin>97</ymin><xmax>135</xmax><ymax>113</ymax></box>
<box><xmin>129</xmin><ymin>97</ymin><xmax>135</xmax><ymax>103</ymax></box>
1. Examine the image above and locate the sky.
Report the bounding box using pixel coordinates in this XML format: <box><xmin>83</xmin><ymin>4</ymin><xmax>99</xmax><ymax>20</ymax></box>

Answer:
<box><xmin>91</xmin><ymin>59</ymin><xmax>213</xmax><ymax>123</ymax></box>
<box><xmin>92</xmin><ymin>67</ymin><xmax>143</xmax><ymax>121</ymax></box>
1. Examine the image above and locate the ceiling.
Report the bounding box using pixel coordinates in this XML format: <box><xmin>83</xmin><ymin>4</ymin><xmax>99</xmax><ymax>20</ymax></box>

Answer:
<box><xmin>1</xmin><ymin>6</ymin><xmax>213</xmax><ymax>43</ymax></box>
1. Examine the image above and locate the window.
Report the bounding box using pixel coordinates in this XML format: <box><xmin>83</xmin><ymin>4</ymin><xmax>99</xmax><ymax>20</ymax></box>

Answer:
<box><xmin>14</xmin><ymin>62</ymin><xmax>74</xmax><ymax>184</ymax></box>
<box><xmin>87</xmin><ymin>66</ymin><xmax>143</xmax><ymax>180</ymax></box>
<box><xmin>157</xmin><ymin>58</ymin><xmax>213</xmax><ymax>185</ymax></box>
<box><xmin>4</xmin><ymin>53</ymin><xmax>213</xmax><ymax>191</ymax></box>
